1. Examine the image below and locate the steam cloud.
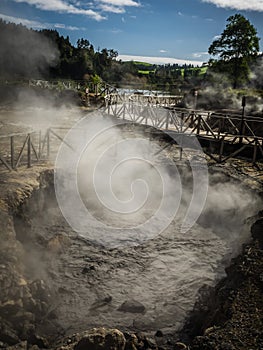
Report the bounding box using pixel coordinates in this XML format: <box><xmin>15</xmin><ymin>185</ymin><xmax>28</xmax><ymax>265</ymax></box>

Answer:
<box><xmin>54</xmin><ymin>110</ymin><xmax>210</xmax><ymax>247</ymax></box>
<box><xmin>0</xmin><ymin>21</ymin><xmax>59</xmax><ymax>79</ymax></box>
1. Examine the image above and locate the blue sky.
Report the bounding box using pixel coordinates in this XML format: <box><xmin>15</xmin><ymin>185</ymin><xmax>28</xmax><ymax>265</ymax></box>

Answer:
<box><xmin>0</xmin><ymin>0</ymin><xmax>262</xmax><ymax>65</ymax></box>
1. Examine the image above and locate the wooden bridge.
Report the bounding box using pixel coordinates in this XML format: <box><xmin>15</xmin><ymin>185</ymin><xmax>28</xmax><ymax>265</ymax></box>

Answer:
<box><xmin>0</xmin><ymin>91</ymin><xmax>263</xmax><ymax>171</ymax></box>
<box><xmin>103</xmin><ymin>94</ymin><xmax>263</xmax><ymax>165</ymax></box>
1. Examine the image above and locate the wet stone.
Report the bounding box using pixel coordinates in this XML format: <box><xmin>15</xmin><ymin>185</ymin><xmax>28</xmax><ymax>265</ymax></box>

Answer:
<box><xmin>0</xmin><ymin>326</ymin><xmax>20</xmax><ymax>345</ymax></box>
<box><xmin>5</xmin><ymin>341</ymin><xmax>27</xmax><ymax>350</ymax></box>
<box><xmin>74</xmin><ymin>328</ymin><xmax>126</xmax><ymax>350</ymax></box>
<box><xmin>118</xmin><ymin>300</ymin><xmax>146</xmax><ymax>314</ymax></box>
<box><xmin>154</xmin><ymin>330</ymin><xmax>163</xmax><ymax>338</ymax></box>
<box><xmin>251</xmin><ymin>218</ymin><xmax>263</xmax><ymax>247</ymax></box>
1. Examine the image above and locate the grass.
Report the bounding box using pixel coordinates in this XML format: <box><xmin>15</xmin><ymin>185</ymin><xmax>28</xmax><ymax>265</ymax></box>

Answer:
<box><xmin>138</xmin><ymin>70</ymin><xmax>155</xmax><ymax>75</ymax></box>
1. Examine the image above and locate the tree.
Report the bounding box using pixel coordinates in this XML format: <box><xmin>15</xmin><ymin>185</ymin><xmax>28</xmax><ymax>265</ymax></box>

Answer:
<box><xmin>208</xmin><ymin>14</ymin><xmax>260</xmax><ymax>88</ymax></box>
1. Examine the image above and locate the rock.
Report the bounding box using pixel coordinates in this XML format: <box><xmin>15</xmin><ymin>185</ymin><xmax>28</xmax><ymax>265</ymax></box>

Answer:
<box><xmin>17</xmin><ymin>278</ymin><xmax>27</xmax><ymax>287</ymax></box>
<box><xmin>11</xmin><ymin>311</ymin><xmax>35</xmax><ymax>324</ymax></box>
<box><xmin>6</xmin><ymin>341</ymin><xmax>27</xmax><ymax>350</ymax></box>
<box><xmin>30</xmin><ymin>280</ymin><xmax>50</xmax><ymax>302</ymax></box>
<box><xmin>174</xmin><ymin>342</ymin><xmax>187</xmax><ymax>350</ymax></box>
<box><xmin>251</xmin><ymin>218</ymin><xmax>263</xmax><ymax>247</ymax></box>
<box><xmin>0</xmin><ymin>326</ymin><xmax>20</xmax><ymax>345</ymax></box>
<box><xmin>47</xmin><ymin>233</ymin><xmax>71</xmax><ymax>254</ymax></box>
<box><xmin>123</xmin><ymin>333</ymin><xmax>138</xmax><ymax>350</ymax></box>
<box><xmin>81</xmin><ymin>265</ymin><xmax>95</xmax><ymax>274</ymax></box>
<box><xmin>118</xmin><ymin>300</ymin><xmax>145</xmax><ymax>314</ymax></box>
<box><xmin>74</xmin><ymin>328</ymin><xmax>126</xmax><ymax>350</ymax></box>
<box><xmin>154</xmin><ymin>330</ymin><xmax>163</xmax><ymax>338</ymax></box>
<box><xmin>28</xmin><ymin>334</ymin><xmax>49</xmax><ymax>348</ymax></box>
<box><xmin>144</xmin><ymin>337</ymin><xmax>157</xmax><ymax>349</ymax></box>
<box><xmin>0</xmin><ymin>299</ymin><xmax>23</xmax><ymax>315</ymax></box>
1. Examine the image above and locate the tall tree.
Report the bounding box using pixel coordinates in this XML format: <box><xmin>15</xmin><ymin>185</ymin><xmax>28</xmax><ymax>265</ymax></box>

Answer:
<box><xmin>208</xmin><ymin>14</ymin><xmax>260</xmax><ymax>88</ymax></box>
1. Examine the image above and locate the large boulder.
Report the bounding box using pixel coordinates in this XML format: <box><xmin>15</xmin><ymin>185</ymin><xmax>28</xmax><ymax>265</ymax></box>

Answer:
<box><xmin>74</xmin><ymin>328</ymin><xmax>126</xmax><ymax>350</ymax></box>
<box><xmin>251</xmin><ymin>218</ymin><xmax>263</xmax><ymax>247</ymax></box>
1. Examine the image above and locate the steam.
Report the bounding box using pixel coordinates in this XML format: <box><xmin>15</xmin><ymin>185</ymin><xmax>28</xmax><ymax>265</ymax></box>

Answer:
<box><xmin>0</xmin><ymin>22</ymin><xmax>59</xmax><ymax>79</ymax></box>
<box><xmin>8</xmin><ymin>107</ymin><xmax>261</xmax><ymax>336</ymax></box>
<box><xmin>190</xmin><ymin>69</ymin><xmax>263</xmax><ymax>114</ymax></box>
<box><xmin>54</xmin><ymin>109</ymin><xmax>260</xmax><ymax>251</ymax></box>
<box><xmin>55</xmin><ymin>113</ymin><xmax>185</xmax><ymax>246</ymax></box>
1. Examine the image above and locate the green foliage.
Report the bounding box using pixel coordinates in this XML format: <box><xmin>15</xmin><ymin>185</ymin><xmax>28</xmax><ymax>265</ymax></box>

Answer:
<box><xmin>208</xmin><ymin>14</ymin><xmax>260</xmax><ymax>88</ymax></box>
<box><xmin>0</xmin><ymin>19</ymin><xmax>207</xmax><ymax>92</ymax></box>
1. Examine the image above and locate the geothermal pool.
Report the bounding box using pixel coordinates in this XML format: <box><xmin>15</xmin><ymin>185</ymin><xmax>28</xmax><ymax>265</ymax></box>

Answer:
<box><xmin>2</xmin><ymin>107</ymin><xmax>260</xmax><ymax>338</ymax></box>
<box><xmin>18</xmin><ymin>153</ymin><xmax>260</xmax><ymax>338</ymax></box>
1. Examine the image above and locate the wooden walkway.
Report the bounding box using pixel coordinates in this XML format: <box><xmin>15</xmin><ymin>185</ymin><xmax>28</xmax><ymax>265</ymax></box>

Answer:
<box><xmin>1</xmin><ymin>93</ymin><xmax>262</xmax><ymax>171</ymax></box>
<box><xmin>103</xmin><ymin>96</ymin><xmax>263</xmax><ymax>164</ymax></box>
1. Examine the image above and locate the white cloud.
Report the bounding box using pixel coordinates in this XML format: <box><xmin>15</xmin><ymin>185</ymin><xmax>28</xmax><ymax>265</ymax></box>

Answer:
<box><xmin>201</xmin><ymin>0</ymin><xmax>263</xmax><ymax>12</ymax></box>
<box><xmin>117</xmin><ymin>54</ymin><xmax>203</xmax><ymax>66</ymax></box>
<box><xmin>0</xmin><ymin>12</ymin><xmax>46</xmax><ymax>28</ymax></box>
<box><xmin>54</xmin><ymin>23</ymin><xmax>83</xmax><ymax>30</ymax></box>
<box><xmin>0</xmin><ymin>12</ymin><xmax>84</xmax><ymax>30</ymax></box>
<box><xmin>98</xmin><ymin>3</ymin><xmax>125</xmax><ymax>13</ymax></box>
<box><xmin>192</xmin><ymin>52</ymin><xmax>209</xmax><ymax>58</ymax></box>
<box><xmin>110</xmin><ymin>28</ymin><xmax>123</xmax><ymax>33</ymax></box>
<box><xmin>12</xmin><ymin>0</ymin><xmax>106</xmax><ymax>20</ymax></box>
<box><xmin>95</xmin><ymin>0</ymin><xmax>141</xmax><ymax>14</ymax></box>
<box><xmin>96</xmin><ymin>0</ymin><xmax>140</xmax><ymax>6</ymax></box>
<box><xmin>159</xmin><ymin>49</ymin><xmax>167</xmax><ymax>53</ymax></box>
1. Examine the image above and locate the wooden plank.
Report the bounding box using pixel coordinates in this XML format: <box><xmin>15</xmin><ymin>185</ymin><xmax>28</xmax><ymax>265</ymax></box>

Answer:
<box><xmin>49</xmin><ymin>129</ymin><xmax>75</xmax><ymax>152</ymax></box>
<box><xmin>10</xmin><ymin>136</ymin><xmax>15</xmax><ymax>169</ymax></box>
<box><xmin>15</xmin><ymin>135</ymin><xmax>29</xmax><ymax>168</ymax></box>
<box><xmin>27</xmin><ymin>134</ymin><xmax>31</xmax><ymax>168</ymax></box>
<box><xmin>0</xmin><ymin>154</ymin><xmax>13</xmax><ymax>171</ymax></box>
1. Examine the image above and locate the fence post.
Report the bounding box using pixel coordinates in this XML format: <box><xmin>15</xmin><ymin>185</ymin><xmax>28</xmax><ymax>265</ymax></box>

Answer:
<box><xmin>197</xmin><ymin>114</ymin><xmax>201</xmax><ymax>135</ymax></box>
<box><xmin>219</xmin><ymin>136</ymin><xmax>225</xmax><ymax>162</ymax></box>
<box><xmin>38</xmin><ymin>130</ymin><xmax>42</xmax><ymax>159</ymax></box>
<box><xmin>165</xmin><ymin>111</ymin><xmax>169</xmax><ymax>130</ymax></box>
<box><xmin>239</xmin><ymin>96</ymin><xmax>246</xmax><ymax>144</ymax></box>
<box><xmin>47</xmin><ymin>129</ymin><xmax>50</xmax><ymax>158</ymax></box>
<box><xmin>27</xmin><ymin>134</ymin><xmax>31</xmax><ymax>168</ymax></box>
<box><xmin>252</xmin><ymin>139</ymin><xmax>258</xmax><ymax>164</ymax></box>
<box><xmin>10</xmin><ymin>136</ymin><xmax>15</xmax><ymax>169</ymax></box>
<box><xmin>122</xmin><ymin>102</ymin><xmax>125</xmax><ymax>120</ymax></box>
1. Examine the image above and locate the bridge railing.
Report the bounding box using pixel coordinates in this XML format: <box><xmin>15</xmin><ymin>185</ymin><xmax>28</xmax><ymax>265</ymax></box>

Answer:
<box><xmin>103</xmin><ymin>100</ymin><xmax>263</xmax><ymax>164</ymax></box>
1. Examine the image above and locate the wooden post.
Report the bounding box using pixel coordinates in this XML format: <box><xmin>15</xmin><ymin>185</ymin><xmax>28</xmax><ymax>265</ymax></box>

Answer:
<box><xmin>38</xmin><ymin>130</ymin><xmax>42</xmax><ymax>159</ymax></box>
<box><xmin>27</xmin><ymin>134</ymin><xmax>31</xmax><ymax>168</ymax></box>
<box><xmin>196</xmin><ymin>114</ymin><xmax>201</xmax><ymax>135</ymax></box>
<box><xmin>10</xmin><ymin>136</ymin><xmax>15</xmax><ymax>169</ymax></box>
<box><xmin>253</xmin><ymin>139</ymin><xmax>258</xmax><ymax>164</ymax></box>
<box><xmin>219</xmin><ymin>136</ymin><xmax>225</xmax><ymax>162</ymax></box>
<box><xmin>165</xmin><ymin>111</ymin><xmax>169</xmax><ymax>130</ymax></box>
<box><xmin>47</xmin><ymin>129</ymin><xmax>50</xmax><ymax>158</ymax></box>
<box><xmin>179</xmin><ymin>113</ymin><xmax>183</xmax><ymax>160</ymax></box>
<box><xmin>123</xmin><ymin>102</ymin><xmax>126</xmax><ymax>120</ymax></box>
<box><xmin>239</xmin><ymin>96</ymin><xmax>246</xmax><ymax>144</ymax></box>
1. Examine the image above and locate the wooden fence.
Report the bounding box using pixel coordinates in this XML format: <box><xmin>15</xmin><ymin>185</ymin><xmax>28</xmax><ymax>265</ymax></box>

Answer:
<box><xmin>0</xmin><ymin>127</ymin><xmax>73</xmax><ymax>171</ymax></box>
<box><xmin>1</xmin><ymin>103</ymin><xmax>262</xmax><ymax>171</ymax></box>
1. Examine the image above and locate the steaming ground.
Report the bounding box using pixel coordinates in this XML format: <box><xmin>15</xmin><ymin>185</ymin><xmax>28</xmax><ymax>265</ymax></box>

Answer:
<box><xmin>28</xmin><ymin>118</ymin><xmax>260</xmax><ymax>338</ymax></box>
<box><xmin>1</xmin><ymin>105</ymin><xmax>260</xmax><ymax>339</ymax></box>
<box><xmin>28</xmin><ymin>168</ymin><xmax>259</xmax><ymax>338</ymax></box>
